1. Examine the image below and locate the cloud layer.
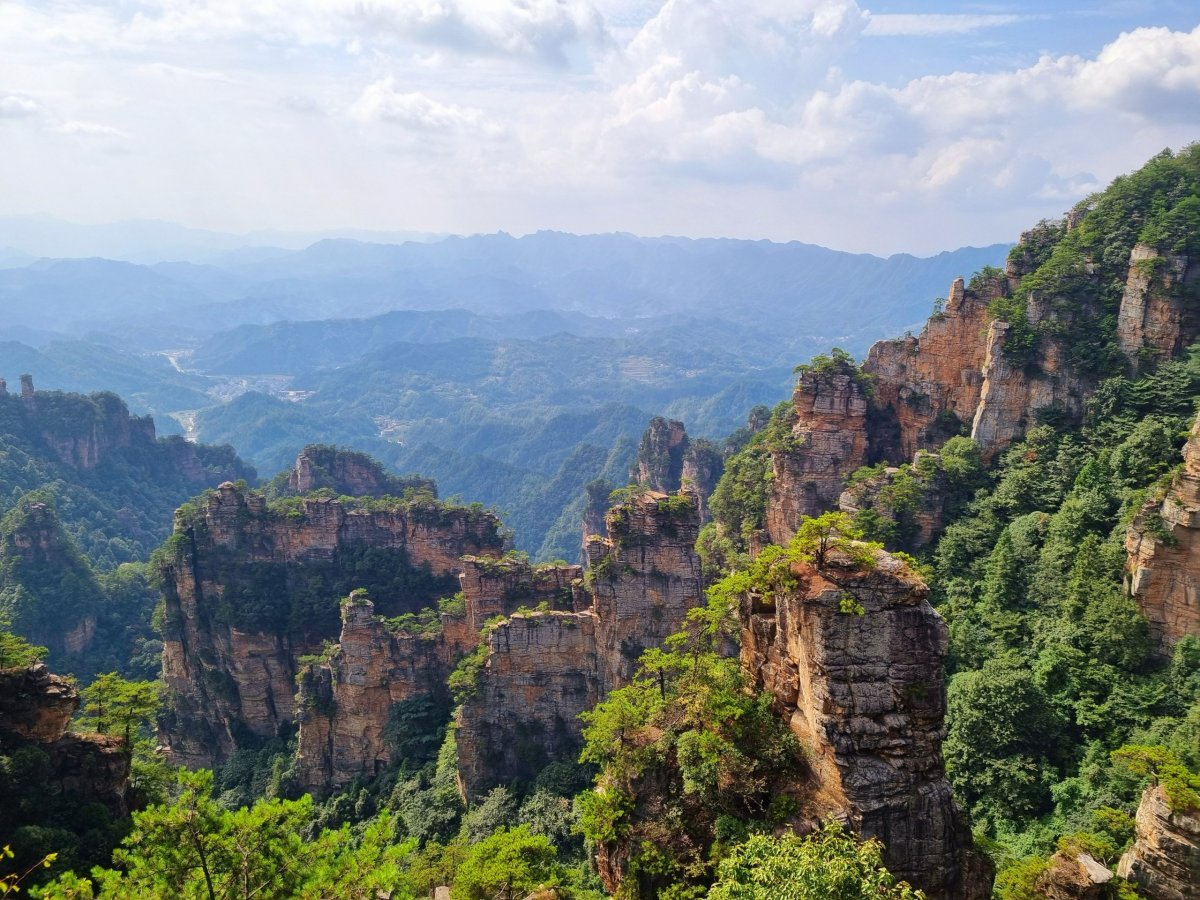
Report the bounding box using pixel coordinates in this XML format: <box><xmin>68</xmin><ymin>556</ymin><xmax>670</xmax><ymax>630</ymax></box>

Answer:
<box><xmin>0</xmin><ymin>0</ymin><xmax>1198</xmax><ymax>253</ymax></box>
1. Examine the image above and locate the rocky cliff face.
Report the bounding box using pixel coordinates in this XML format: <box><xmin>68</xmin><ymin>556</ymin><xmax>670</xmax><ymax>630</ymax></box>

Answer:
<box><xmin>1117</xmin><ymin>785</ymin><xmax>1199</xmax><ymax>900</ymax></box>
<box><xmin>739</xmin><ymin>548</ymin><xmax>990</xmax><ymax>900</ymax></box>
<box><xmin>286</xmin><ymin>445</ymin><xmax>437</xmax><ymax>498</ymax></box>
<box><xmin>294</xmin><ymin>555</ymin><xmax>581</xmax><ymax>793</ymax></box>
<box><xmin>864</xmin><ymin>278</ymin><xmax>989</xmax><ymax>462</ymax></box>
<box><xmin>0</xmin><ymin>663</ymin><xmax>129</xmax><ymax>818</ymax></box>
<box><xmin>455</xmin><ymin>490</ymin><xmax>703</xmax><ymax>801</ymax></box>
<box><xmin>766</xmin><ymin>361</ymin><xmax>870</xmax><ymax>545</ymax></box>
<box><xmin>634</xmin><ymin>417</ymin><xmax>688</xmax><ymax>491</ymax></box>
<box><xmin>838</xmin><ymin>450</ymin><xmax>952</xmax><ymax>552</ymax></box>
<box><xmin>633</xmin><ymin>417</ymin><xmax>723</xmax><ymax>522</ymax></box>
<box><xmin>159</xmin><ymin>481</ymin><xmax>505</xmax><ymax>768</ymax></box>
<box><xmin>454</xmin><ymin>611</ymin><xmax>601</xmax><ymax>801</ymax></box>
<box><xmin>1035</xmin><ymin>852</ymin><xmax>1114</xmax><ymax>900</ymax></box>
<box><xmin>295</xmin><ymin>594</ymin><xmax>449</xmax><ymax>792</ymax></box>
<box><xmin>1125</xmin><ymin>417</ymin><xmax>1200</xmax><ymax>657</ymax></box>
<box><xmin>15</xmin><ymin>381</ymin><xmax>156</xmax><ymax>471</ymax></box>
<box><xmin>1116</xmin><ymin>244</ymin><xmax>1199</xmax><ymax>370</ymax></box>
<box><xmin>0</xmin><ymin>498</ymin><xmax>105</xmax><ymax>659</ymax></box>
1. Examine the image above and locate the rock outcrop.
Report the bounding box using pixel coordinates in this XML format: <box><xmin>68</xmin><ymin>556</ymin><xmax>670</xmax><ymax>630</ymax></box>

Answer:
<box><xmin>1117</xmin><ymin>785</ymin><xmax>1200</xmax><ymax>900</ymax></box>
<box><xmin>739</xmin><ymin>548</ymin><xmax>990</xmax><ymax>899</ymax></box>
<box><xmin>294</xmin><ymin>555</ymin><xmax>581</xmax><ymax>793</ymax></box>
<box><xmin>0</xmin><ymin>498</ymin><xmax>105</xmax><ymax>659</ymax></box>
<box><xmin>0</xmin><ymin>663</ymin><xmax>79</xmax><ymax>744</ymax></box>
<box><xmin>864</xmin><ymin>278</ymin><xmax>989</xmax><ymax>462</ymax></box>
<box><xmin>455</xmin><ymin>490</ymin><xmax>704</xmax><ymax>801</ymax></box>
<box><xmin>1035</xmin><ymin>852</ymin><xmax>1114</xmax><ymax>900</ymax></box>
<box><xmin>13</xmin><ymin>382</ymin><xmax>157</xmax><ymax>471</ymax></box>
<box><xmin>766</xmin><ymin>360</ymin><xmax>870</xmax><ymax>545</ymax></box>
<box><xmin>633</xmin><ymin>417</ymin><xmax>688</xmax><ymax>492</ymax></box>
<box><xmin>295</xmin><ymin>594</ymin><xmax>451</xmax><ymax>792</ymax></box>
<box><xmin>1125</xmin><ymin>417</ymin><xmax>1200</xmax><ymax>657</ymax></box>
<box><xmin>159</xmin><ymin>481</ymin><xmax>506</xmax><ymax>768</ymax></box>
<box><xmin>837</xmin><ymin>451</ymin><xmax>953</xmax><ymax>552</ymax></box>
<box><xmin>286</xmin><ymin>445</ymin><xmax>437</xmax><ymax>499</ymax></box>
<box><xmin>632</xmin><ymin>418</ymin><xmax>723</xmax><ymax>522</ymax></box>
<box><xmin>1116</xmin><ymin>243</ymin><xmax>1199</xmax><ymax>369</ymax></box>
<box><xmin>0</xmin><ymin>663</ymin><xmax>129</xmax><ymax>818</ymax></box>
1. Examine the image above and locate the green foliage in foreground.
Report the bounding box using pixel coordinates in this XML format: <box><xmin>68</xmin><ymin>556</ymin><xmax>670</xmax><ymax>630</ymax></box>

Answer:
<box><xmin>0</xmin><ymin>629</ymin><xmax>45</xmax><ymax>669</ymax></box>
<box><xmin>708</xmin><ymin>822</ymin><xmax>925</xmax><ymax>900</ymax></box>
<box><xmin>576</xmin><ymin>593</ymin><xmax>806</xmax><ymax>898</ymax></box>
<box><xmin>931</xmin><ymin>347</ymin><xmax>1200</xmax><ymax>884</ymax></box>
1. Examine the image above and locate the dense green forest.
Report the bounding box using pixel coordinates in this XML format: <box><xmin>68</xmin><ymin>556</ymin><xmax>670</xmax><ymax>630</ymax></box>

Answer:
<box><xmin>3</xmin><ymin>149</ymin><xmax>1200</xmax><ymax>898</ymax></box>
<box><xmin>0</xmin><ymin>390</ymin><xmax>253</xmax><ymax>680</ymax></box>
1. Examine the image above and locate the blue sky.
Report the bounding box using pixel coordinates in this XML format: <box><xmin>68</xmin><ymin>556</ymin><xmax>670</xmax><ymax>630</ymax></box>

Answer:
<box><xmin>1</xmin><ymin>1</ymin><xmax>1198</xmax><ymax>254</ymax></box>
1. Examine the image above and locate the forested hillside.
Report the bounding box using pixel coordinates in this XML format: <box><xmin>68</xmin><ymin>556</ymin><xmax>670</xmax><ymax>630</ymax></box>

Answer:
<box><xmin>3</xmin><ymin>147</ymin><xmax>1198</xmax><ymax>900</ymax></box>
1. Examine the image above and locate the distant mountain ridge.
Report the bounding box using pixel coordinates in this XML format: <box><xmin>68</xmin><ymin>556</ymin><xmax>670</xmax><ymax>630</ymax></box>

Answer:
<box><xmin>0</xmin><ymin>228</ymin><xmax>1008</xmax><ymax>352</ymax></box>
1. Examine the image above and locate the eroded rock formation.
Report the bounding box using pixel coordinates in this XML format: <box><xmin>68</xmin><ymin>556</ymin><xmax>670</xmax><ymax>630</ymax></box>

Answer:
<box><xmin>159</xmin><ymin>481</ymin><xmax>505</xmax><ymax>768</ymax></box>
<box><xmin>634</xmin><ymin>417</ymin><xmax>688</xmax><ymax>492</ymax></box>
<box><xmin>1117</xmin><ymin>785</ymin><xmax>1200</xmax><ymax>900</ymax></box>
<box><xmin>739</xmin><ymin>548</ymin><xmax>991</xmax><ymax>899</ymax></box>
<box><xmin>294</xmin><ymin>556</ymin><xmax>581</xmax><ymax>793</ymax></box>
<box><xmin>1126</xmin><ymin>417</ymin><xmax>1200</xmax><ymax>657</ymax></box>
<box><xmin>766</xmin><ymin>360</ymin><xmax>870</xmax><ymax>544</ymax></box>
<box><xmin>632</xmin><ymin>417</ymin><xmax>723</xmax><ymax>521</ymax></box>
<box><xmin>287</xmin><ymin>445</ymin><xmax>437</xmax><ymax>498</ymax></box>
<box><xmin>1035</xmin><ymin>851</ymin><xmax>1114</xmax><ymax>900</ymax></box>
<box><xmin>864</xmin><ymin>277</ymin><xmax>989</xmax><ymax>462</ymax></box>
<box><xmin>455</xmin><ymin>490</ymin><xmax>703</xmax><ymax>801</ymax></box>
<box><xmin>0</xmin><ymin>663</ymin><xmax>129</xmax><ymax>818</ymax></box>
<box><xmin>1116</xmin><ymin>243</ymin><xmax>1199</xmax><ymax>369</ymax></box>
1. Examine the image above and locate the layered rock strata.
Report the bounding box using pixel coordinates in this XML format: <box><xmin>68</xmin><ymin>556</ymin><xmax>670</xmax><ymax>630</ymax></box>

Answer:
<box><xmin>0</xmin><ymin>663</ymin><xmax>129</xmax><ymax>818</ymax></box>
<box><xmin>739</xmin><ymin>548</ymin><xmax>990</xmax><ymax>899</ymax></box>
<box><xmin>1035</xmin><ymin>852</ymin><xmax>1114</xmax><ymax>900</ymax></box>
<box><xmin>838</xmin><ymin>450</ymin><xmax>952</xmax><ymax>552</ymax></box>
<box><xmin>1117</xmin><ymin>785</ymin><xmax>1200</xmax><ymax>900</ymax></box>
<box><xmin>287</xmin><ymin>445</ymin><xmax>437</xmax><ymax>498</ymax></box>
<box><xmin>294</xmin><ymin>556</ymin><xmax>581</xmax><ymax>793</ymax></box>
<box><xmin>766</xmin><ymin>361</ymin><xmax>870</xmax><ymax>545</ymax></box>
<box><xmin>455</xmin><ymin>490</ymin><xmax>704</xmax><ymax>801</ymax></box>
<box><xmin>1116</xmin><ymin>243</ymin><xmax>1199</xmax><ymax>369</ymax></box>
<box><xmin>159</xmin><ymin>481</ymin><xmax>505</xmax><ymax>768</ymax></box>
<box><xmin>767</xmin><ymin>223</ymin><xmax>1180</xmax><ymax>528</ymax></box>
<box><xmin>864</xmin><ymin>277</ymin><xmax>989</xmax><ymax>463</ymax></box>
<box><xmin>1126</xmin><ymin>417</ymin><xmax>1200</xmax><ymax>657</ymax></box>
<box><xmin>632</xmin><ymin>417</ymin><xmax>723</xmax><ymax>522</ymax></box>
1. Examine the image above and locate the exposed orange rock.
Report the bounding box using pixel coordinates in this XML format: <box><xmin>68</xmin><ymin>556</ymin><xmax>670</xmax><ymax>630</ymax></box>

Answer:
<box><xmin>0</xmin><ymin>663</ymin><xmax>78</xmax><ymax>743</ymax></box>
<box><xmin>0</xmin><ymin>663</ymin><xmax>129</xmax><ymax>817</ymax></box>
<box><xmin>739</xmin><ymin>548</ymin><xmax>991</xmax><ymax>900</ymax></box>
<box><xmin>1117</xmin><ymin>785</ymin><xmax>1200</xmax><ymax>900</ymax></box>
<box><xmin>1126</xmin><ymin>417</ymin><xmax>1200</xmax><ymax>657</ymax></box>
<box><xmin>158</xmin><ymin>481</ymin><xmax>505</xmax><ymax>768</ymax></box>
<box><xmin>865</xmin><ymin>277</ymin><xmax>989</xmax><ymax>461</ymax></box>
<box><xmin>1116</xmin><ymin>243</ymin><xmax>1199</xmax><ymax>369</ymax></box>
<box><xmin>766</xmin><ymin>362</ymin><xmax>870</xmax><ymax>545</ymax></box>
<box><xmin>294</xmin><ymin>556</ymin><xmax>582</xmax><ymax>793</ymax></box>
<box><xmin>455</xmin><ymin>490</ymin><xmax>704</xmax><ymax>801</ymax></box>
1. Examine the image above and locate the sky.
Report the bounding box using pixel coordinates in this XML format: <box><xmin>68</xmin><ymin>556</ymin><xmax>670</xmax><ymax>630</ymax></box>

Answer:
<box><xmin>1</xmin><ymin>0</ymin><xmax>1199</xmax><ymax>255</ymax></box>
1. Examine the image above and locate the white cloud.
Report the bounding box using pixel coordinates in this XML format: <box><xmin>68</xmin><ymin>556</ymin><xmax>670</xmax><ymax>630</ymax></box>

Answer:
<box><xmin>864</xmin><ymin>14</ymin><xmax>1025</xmax><ymax>37</ymax></box>
<box><xmin>347</xmin><ymin>0</ymin><xmax>613</xmax><ymax>67</ymax></box>
<box><xmin>350</xmin><ymin>78</ymin><xmax>504</xmax><ymax>138</ymax></box>
<box><xmin>0</xmin><ymin>0</ymin><xmax>613</xmax><ymax>68</ymax></box>
<box><xmin>56</xmin><ymin>120</ymin><xmax>128</xmax><ymax>138</ymax></box>
<box><xmin>0</xmin><ymin>94</ymin><xmax>39</xmax><ymax>118</ymax></box>
<box><xmin>589</xmin><ymin>21</ymin><xmax>1200</xmax><ymax>205</ymax></box>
